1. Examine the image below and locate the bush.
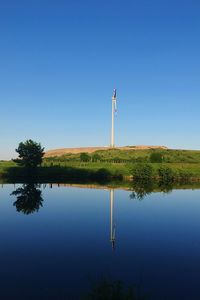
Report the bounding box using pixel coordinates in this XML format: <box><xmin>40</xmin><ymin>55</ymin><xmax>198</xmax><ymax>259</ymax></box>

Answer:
<box><xmin>91</xmin><ymin>153</ymin><xmax>101</xmax><ymax>162</ymax></box>
<box><xmin>131</xmin><ymin>163</ymin><xmax>153</xmax><ymax>180</ymax></box>
<box><xmin>80</xmin><ymin>152</ymin><xmax>90</xmax><ymax>162</ymax></box>
<box><xmin>149</xmin><ymin>152</ymin><xmax>163</xmax><ymax>163</ymax></box>
<box><xmin>94</xmin><ymin>168</ymin><xmax>112</xmax><ymax>181</ymax></box>
<box><xmin>158</xmin><ymin>166</ymin><xmax>175</xmax><ymax>183</ymax></box>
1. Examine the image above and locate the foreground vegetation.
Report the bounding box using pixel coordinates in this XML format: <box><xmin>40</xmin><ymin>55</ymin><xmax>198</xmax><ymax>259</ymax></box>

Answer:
<box><xmin>2</xmin><ymin>148</ymin><xmax>200</xmax><ymax>182</ymax></box>
<box><xmin>83</xmin><ymin>279</ymin><xmax>147</xmax><ymax>300</ymax></box>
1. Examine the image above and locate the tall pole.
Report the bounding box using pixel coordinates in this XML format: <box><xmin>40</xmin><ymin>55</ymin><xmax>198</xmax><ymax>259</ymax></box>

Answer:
<box><xmin>111</xmin><ymin>97</ymin><xmax>114</xmax><ymax>147</ymax></box>
<box><xmin>111</xmin><ymin>89</ymin><xmax>117</xmax><ymax>148</ymax></box>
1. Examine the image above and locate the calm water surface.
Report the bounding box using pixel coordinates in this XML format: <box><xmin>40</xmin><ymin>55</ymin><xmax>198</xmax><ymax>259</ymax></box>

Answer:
<box><xmin>0</xmin><ymin>183</ymin><xmax>200</xmax><ymax>299</ymax></box>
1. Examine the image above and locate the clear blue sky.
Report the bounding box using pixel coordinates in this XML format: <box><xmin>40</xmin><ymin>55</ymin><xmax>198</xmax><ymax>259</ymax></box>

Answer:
<box><xmin>1</xmin><ymin>0</ymin><xmax>200</xmax><ymax>159</ymax></box>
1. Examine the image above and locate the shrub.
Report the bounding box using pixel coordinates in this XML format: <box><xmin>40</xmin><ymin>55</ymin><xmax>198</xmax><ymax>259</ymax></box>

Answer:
<box><xmin>149</xmin><ymin>152</ymin><xmax>163</xmax><ymax>163</ymax></box>
<box><xmin>158</xmin><ymin>166</ymin><xmax>175</xmax><ymax>183</ymax></box>
<box><xmin>131</xmin><ymin>163</ymin><xmax>153</xmax><ymax>180</ymax></box>
<box><xmin>91</xmin><ymin>153</ymin><xmax>101</xmax><ymax>162</ymax></box>
<box><xmin>113</xmin><ymin>171</ymin><xmax>123</xmax><ymax>180</ymax></box>
<box><xmin>80</xmin><ymin>152</ymin><xmax>90</xmax><ymax>162</ymax></box>
<box><xmin>94</xmin><ymin>168</ymin><xmax>111</xmax><ymax>181</ymax></box>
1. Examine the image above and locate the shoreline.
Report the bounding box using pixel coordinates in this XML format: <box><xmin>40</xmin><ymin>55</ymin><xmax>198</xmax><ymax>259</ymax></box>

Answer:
<box><xmin>1</xmin><ymin>165</ymin><xmax>200</xmax><ymax>184</ymax></box>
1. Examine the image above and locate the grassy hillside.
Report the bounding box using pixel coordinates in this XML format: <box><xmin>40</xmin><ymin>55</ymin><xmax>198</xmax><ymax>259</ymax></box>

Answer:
<box><xmin>0</xmin><ymin>160</ymin><xmax>16</xmax><ymax>170</ymax></box>
<box><xmin>1</xmin><ymin>148</ymin><xmax>200</xmax><ymax>181</ymax></box>
<box><xmin>44</xmin><ymin>148</ymin><xmax>200</xmax><ymax>164</ymax></box>
<box><xmin>44</xmin><ymin>145</ymin><xmax>167</xmax><ymax>157</ymax></box>
<box><xmin>42</xmin><ymin>148</ymin><xmax>200</xmax><ymax>179</ymax></box>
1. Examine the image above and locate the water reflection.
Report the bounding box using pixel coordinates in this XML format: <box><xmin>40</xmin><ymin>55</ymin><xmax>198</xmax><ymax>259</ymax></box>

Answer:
<box><xmin>110</xmin><ymin>189</ymin><xmax>116</xmax><ymax>250</ymax></box>
<box><xmin>1</xmin><ymin>182</ymin><xmax>200</xmax><ymax>299</ymax></box>
<box><xmin>130</xmin><ymin>180</ymin><xmax>173</xmax><ymax>200</ymax></box>
<box><xmin>130</xmin><ymin>181</ymin><xmax>154</xmax><ymax>201</ymax></box>
<box><xmin>84</xmin><ymin>278</ymin><xmax>146</xmax><ymax>300</ymax></box>
<box><xmin>11</xmin><ymin>183</ymin><xmax>43</xmax><ymax>214</ymax></box>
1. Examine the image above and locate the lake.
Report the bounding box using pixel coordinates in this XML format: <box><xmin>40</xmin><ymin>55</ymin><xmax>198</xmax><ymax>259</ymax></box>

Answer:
<box><xmin>0</xmin><ymin>183</ymin><xmax>200</xmax><ymax>299</ymax></box>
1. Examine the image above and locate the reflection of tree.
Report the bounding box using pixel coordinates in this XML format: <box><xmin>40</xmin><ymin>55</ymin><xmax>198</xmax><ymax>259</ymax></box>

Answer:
<box><xmin>11</xmin><ymin>183</ymin><xmax>43</xmax><ymax>214</ymax></box>
<box><xmin>158</xmin><ymin>182</ymin><xmax>173</xmax><ymax>194</ymax></box>
<box><xmin>130</xmin><ymin>180</ymin><xmax>154</xmax><ymax>201</ymax></box>
<box><xmin>130</xmin><ymin>180</ymin><xmax>174</xmax><ymax>201</ymax></box>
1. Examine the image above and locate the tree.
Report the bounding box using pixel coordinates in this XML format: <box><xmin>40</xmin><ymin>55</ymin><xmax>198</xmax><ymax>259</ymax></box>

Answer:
<box><xmin>14</xmin><ymin>139</ymin><xmax>44</xmax><ymax>168</ymax></box>
<box><xmin>149</xmin><ymin>152</ymin><xmax>163</xmax><ymax>163</ymax></box>
<box><xmin>91</xmin><ymin>153</ymin><xmax>101</xmax><ymax>162</ymax></box>
<box><xmin>80</xmin><ymin>152</ymin><xmax>90</xmax><ymax>162</ymax></box>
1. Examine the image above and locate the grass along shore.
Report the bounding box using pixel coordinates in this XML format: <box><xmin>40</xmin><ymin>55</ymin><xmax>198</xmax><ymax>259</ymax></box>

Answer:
<box><xmin>1</xmin><ymin>148</ymin><xmax>200</xmax><ymax>182</ymax></box>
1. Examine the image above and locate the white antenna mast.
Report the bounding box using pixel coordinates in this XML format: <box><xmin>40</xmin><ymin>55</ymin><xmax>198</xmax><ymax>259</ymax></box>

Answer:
<box><xmin>111</xmin><ymin>89</ymin><xmax>117</xmax><ymax>147</ymax></box>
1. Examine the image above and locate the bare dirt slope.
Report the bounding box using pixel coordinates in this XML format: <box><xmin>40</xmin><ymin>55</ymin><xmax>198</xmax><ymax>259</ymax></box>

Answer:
<box><xmin>44</xmin><ymin>145</ymin><xmax>168</xmax><ymax>157</ymax></box>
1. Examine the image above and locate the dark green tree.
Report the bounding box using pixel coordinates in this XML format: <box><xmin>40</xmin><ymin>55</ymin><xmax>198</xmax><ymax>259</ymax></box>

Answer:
<box><xmin>14</xmin><ymin>139</ymin><xmax>44</xmax><ymax>168</ymax></box>
<box><xmin>91</xmin><ymin>153</ymin><xmax>101</xmax><ymax>162</ymax></box>
<box><xmin>149</xmin><ymin>152</ymin><xmax>163</xmax><ymax>163</ymax></box>
<box><xmin>80</xmin><ymin>152</ymin><xmax>90</xmax><ymax>162</ymax></box>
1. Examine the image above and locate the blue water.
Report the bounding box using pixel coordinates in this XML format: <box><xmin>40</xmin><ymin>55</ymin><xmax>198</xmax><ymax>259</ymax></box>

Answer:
<box><xmin>0</xmin><ymin>183</ymin><xmax>200</xmax><ymax>299</ymax></box>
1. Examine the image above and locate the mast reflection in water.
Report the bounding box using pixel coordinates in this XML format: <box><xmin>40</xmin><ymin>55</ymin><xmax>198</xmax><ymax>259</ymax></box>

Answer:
<box><xmin>110</xmin><ymin>189</ymin><xmax>116</xmax><ymax>250</ymax></box>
